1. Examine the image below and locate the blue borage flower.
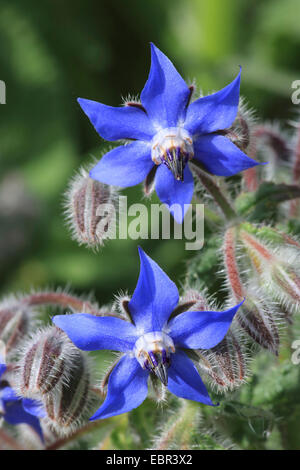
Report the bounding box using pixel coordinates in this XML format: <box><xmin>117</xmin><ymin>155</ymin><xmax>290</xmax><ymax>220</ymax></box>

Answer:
<box><xmin>78</xmin><ymin>43</ymin><xmax>260</xmax><ymax>223</ymax></box>
<box><xmin>0</xmin><ymin>353</ymin><xmax>45</xmax><ymax>442</ymax></box>
<box><xmin>52</xmin><ymin>247</ymin><xmax>243</xmax><ymax>420</ymax></box>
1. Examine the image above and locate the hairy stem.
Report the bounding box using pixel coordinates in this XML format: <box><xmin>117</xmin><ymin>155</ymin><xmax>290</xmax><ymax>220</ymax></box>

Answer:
<box><xmin>20</xmin><ymin>291</ymin><xmax>121</xmax><ymax>318</ymax></box>
<box><xmin>46</xmin><ymin>419</ymin><xmax>114</xmax><ymax>450</ymax></box>
<box><xmin>191</xmin><ymin>163</ymin><xmax>238</xmax><ymax>221</ymax></box>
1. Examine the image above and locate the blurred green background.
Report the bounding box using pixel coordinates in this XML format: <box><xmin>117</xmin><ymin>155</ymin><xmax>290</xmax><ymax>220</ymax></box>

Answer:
<box><xmin>0</xmin><ymin>0</ymin><xmax>300</xmax><ymax>303</ymax></box>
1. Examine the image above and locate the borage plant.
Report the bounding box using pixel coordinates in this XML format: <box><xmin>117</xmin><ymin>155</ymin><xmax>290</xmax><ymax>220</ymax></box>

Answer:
<box><xmin>1</xmin><ymin>44</ymin><xmax>300</xmax><ymax>450</ymax></box>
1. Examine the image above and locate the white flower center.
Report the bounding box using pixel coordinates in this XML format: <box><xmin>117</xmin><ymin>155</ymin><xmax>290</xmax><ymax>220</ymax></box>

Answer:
<box><xmin>151</xmin><ymin>127</ymin><xmax>194</xmax><ymax>181</ymax></box>
<box><xmin>134</xmin><ymin>332</ymin><xmax>175</xmax><ymax>386</ymax></box>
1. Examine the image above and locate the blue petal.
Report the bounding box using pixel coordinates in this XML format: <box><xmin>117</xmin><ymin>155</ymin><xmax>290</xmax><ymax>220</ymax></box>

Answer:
<box><xmin>90</xmin><ymin>141</ymin><xmax>154</xmax><ymax>187</ymax></box>
<box><xmin>52</xmin><ymin>314</ymin><xmax>138</xmax><ymax>352</ymax></box>
<box><xmin>1</xmin><ymin>386</ymin><xmax>19</xmax><ymax>402</ymax></box>
<box><xmin>22</xmin><ymin>399</ymin><xmax>47</xmax><ymax>419</ymax></box>
<box><xmin>193</xmin><ymin>134</ymin><xmax>260</xmax><ymax>176</ymax></box>
<box><xmin>1</xmin><ymin>389</ymin><xmax>44</xmax><ymax>442</ymax></box>
<box><xmin>167</xmin><ymin>351</ymin><xmax>215</xmax><ymax>405</ymax></box>
<box><xmin>0</xmin><ymin>361</ymin><xmax>6</xmax><ymax>379</ymax></box>
<box><xmin>77</xmin><ymin>98</ymin><xmax>155</xmax><ymax>141</ymax></box>
<box><xmin>185</xmin><ymin>69</ymin><xmax>241</xmax><ymax>135</ymax></box>
<box><xmin>90</xmin><ymin>355</ymin><xmax>149</xmax><ymax>420</ymax></box>
<box><xmin>169</xmin><ymin>301</ymin><xmax>244</xmax><ymax>349</ymax></box>
<box><xmin>128</xmin><ymin>247</ymin><xmax>179</xmax><ymax>333</ymax></box>
<box><xmin>155</xmin><ymin>163</ymin><xmax>194</xmax><ymax>224</ymax></box>
<box><xmin>141</xmin><ymin>43</ymin><xmax>190</xmax><ymax>128</ymax></box>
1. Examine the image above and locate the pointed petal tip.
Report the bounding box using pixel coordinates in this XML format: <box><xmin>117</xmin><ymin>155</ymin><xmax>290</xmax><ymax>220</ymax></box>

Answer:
<box><xmin>229</xmin><ymin>298</ymin><xmax>245</xmax><ymax>316</ymax></box>
<box><xmin>77</xmin><ymin>97</ymin><xmax>87</xmax><ymax>108</ymax></box>
<box><xmin>172</xmin><ymin>209</ymin><xmax>185</xmax><ymax>224</ymax></box>
<box><xmin>202</xmin><ymin>396</ymin><xmax>218</xmax><ymax>407</ymax></box>
<box><xmin>137</xmin><ymin>245</ymin><xmax>147</xmax><ymax>262</ymax></box>
<box><xmin>149</xmin><ymin>41</ymin><xmax>158</xmax><ymax>52</ymax></box>
<box><xmin>89</xmin><ymin>413</ymin><xmax>100</xmax><ymax>422</ymax></box>
<box><xmin>250</xmin><ymin>158</ymin><xmax>266</xmax><ymax>167</ymax></box>
<box><xmin>137</xmin><ymin>245</ymin><xmax>144</xmax><ymax>255</ymax></box>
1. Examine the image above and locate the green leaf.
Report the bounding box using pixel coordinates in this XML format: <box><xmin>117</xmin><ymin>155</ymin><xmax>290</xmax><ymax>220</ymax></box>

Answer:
<box><xmin>235</xmin><ymin>182</ymin><xmax>300</xmax><ymax>222</ymax></box>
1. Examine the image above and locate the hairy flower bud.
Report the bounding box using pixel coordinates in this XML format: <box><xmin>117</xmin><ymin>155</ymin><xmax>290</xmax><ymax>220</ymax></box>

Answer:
<box><xmin>240</xmin><ymin>226</ymin><xmax>300</xmax><ymax>315</ymax></box>
<box><xmin>18</xmin><ymin>327</ymin><xmax>83</xmax><ymax>397</ymax></box>
<box><xmin>64</xmin><ymin>166</ymin><xmax>117</xmax><ymax>248</ymax></box>
<box><xmin>43</xmin><ymin>351</ymin><xmax>94</xmax><ymax>435</ymax></box>
<box><xmin>235</xmin><ymin>293</ymin><xmax>281</xmax><ymax>355</ymax></box>
<box><xmin>223</xmin><ymin>98</ymin><xmax>255</xmax><ymax>153</ymax></box>
<box><xmin>180</xmin><ymin>288</ymin><xmax>249</xmax><ymax>391</ymax></box>
<box><xmin>196</xmin><ymin>327</ymin><xmax>249</xmax><ymax>392</ymax></box>
<box><xmin>179</xmin><ymin>289</ymin><xmax>210</xmax><ymax>311</ymax></box>
<box><xmin>17</xmin><ymin>325</ymin><xmax>96</xmax><ymax>435</ymax></box>
<box><xmin>0</xmin><ymin>299</ymin><xmax>36</xmax><ymax>355</ymax></box>
<box><xmin>223</xmin><ymin>226</ymin><xmax>282</xmax><ymax>354</ymax></box>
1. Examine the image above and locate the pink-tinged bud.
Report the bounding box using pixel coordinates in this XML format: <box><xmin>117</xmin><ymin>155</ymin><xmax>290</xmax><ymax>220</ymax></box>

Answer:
<box><xmin>167</xmin><ymin>289</ymin><xmax>209</xmax><ymax>323</ymax></box>
<box><xmin>17</xmin><ymin>326</ymin><xmax>96</xmax><ymax>436</ymax></box>
<box><xmin>196</xmin><ymin>327</ymin><xmax>249</xmax><ymax>392</ymax></box>
<box><xmin>240</xmin><ymin>228</ymin><xmax>300</xmax><ymax>315</ymax></box>
<box><xmin>0</xmin><ymin>300</ymin><xmax>36</xmax><ymax>355</ymax></box>
<box><xmin>178</xmin><ymin>288</ymin><xmax>249</xmax><ymax>391</ymax></box>
<box><xmin>64</xmin><ymin>167</ymin><xmax>117</xmax><ymax>248</ymax></box>
<box><xmin>17</xmin><ymin>327</ymin><xmax>85</xmax><ymax>398</ymax></box>
<box><xmin>240</xmin><ymin>224</ymin><xmax>300</xmax><ymax>250</ymax></box>
<box><xmin>222</xmin><ymin>98</ymin><xmax>254</xmax><ymax>153</ymax></box>
<box><xmin>43</xmin><ymin>351</ymin><xmax>95</xmax><ymax>436</ymax></box>
<box><xmin>223</xmin><ymin>226</ymin><xmax>281</xmax><ymax>354</ymax></box>
<box><xmin>236</xmin><ymin>294</ymin><xmax>281</xmax><ymax>355</ymax></box>
<box><xmin>224</xmin><ymin>226</ymin><xmax>244</xmax><ymax>301</ymax></box>
<box><xmin>179</xmin><ymin>289</ymin><xmax>210</xmax><ymax>311</ymax></box>
<box><xmin>271</xmin><ymin>264</ymin><xmax>300</xmax><ymax>312</ymax></box>
<box><xmin>240</xmin><ymin>230</ymin><xmax>273</xmax><ymax>269</ymax></box>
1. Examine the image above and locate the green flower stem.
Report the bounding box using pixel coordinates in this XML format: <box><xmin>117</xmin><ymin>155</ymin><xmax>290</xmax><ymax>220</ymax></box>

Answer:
<box><xmin>45</xmin><ymin>418</ymin><xmax>118</xmax><ymax>450</ymax></box>
<box><xmin>191</xmin><ymin>162</ymin><xmax>238</xmax><ymax>222</ymax></box>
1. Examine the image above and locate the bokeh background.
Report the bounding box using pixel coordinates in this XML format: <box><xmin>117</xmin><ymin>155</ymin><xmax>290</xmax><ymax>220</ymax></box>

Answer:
<box><xmin>0</xmin><ymin>0</ymin><xmax>299</xmax><ymax>311</ymax></box>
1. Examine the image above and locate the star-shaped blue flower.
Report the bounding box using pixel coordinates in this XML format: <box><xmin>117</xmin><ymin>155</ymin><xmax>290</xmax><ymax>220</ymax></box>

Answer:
<box><xmin>52</xmin><ymin>247</ymin><xmax>243</xmax><ymax>420</ymax></box>
<box><xmin>78</xmin><ymin>43</ymin><xmax>259</xmax><ymax>223</ymax></box>
<box><xmin>0</xmin><ymin>354</ymin><xmax>45</xmax><ymax>442</ymax></box>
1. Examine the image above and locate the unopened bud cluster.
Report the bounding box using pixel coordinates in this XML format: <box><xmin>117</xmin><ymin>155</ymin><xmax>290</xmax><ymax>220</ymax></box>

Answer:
<box><xmin>17</xmin><ymin>325</ymin><xmax>95</xmax><ymax>435</ymax></box>
<box><xmin>177</xmin><ymin>289</ymin><xmax>249</xmax><ymax>392</ymax></box>
<box><xmin>0</xmin><ymin>298</ymin><xmax>37</xmax><ymax>358</ymax></box>
<box><xmin>223</xmin><ymin>222</ymin><xmax>300</xmax><ymax>354</ymax></box>
<box><xmin>222</xmin><ymin>98</ymin><xmax>255</xmax><ymax>153</ymax></box>
<box><xmin>64</xmin><ymin>166</ymin><xmax>117</xmax><ymax>249</ymax></box>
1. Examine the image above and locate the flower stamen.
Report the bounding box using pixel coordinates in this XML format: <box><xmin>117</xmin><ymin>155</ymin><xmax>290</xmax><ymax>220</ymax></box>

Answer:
<box><xmin>151</xmin><ymin>127</ymin><xmax>194</xmax><ymax>181</ymax></box>
<box><xmin>134</xmin><ymin>332</ymin><xmax>175</xmax><ymax>386</ymax></box>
